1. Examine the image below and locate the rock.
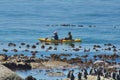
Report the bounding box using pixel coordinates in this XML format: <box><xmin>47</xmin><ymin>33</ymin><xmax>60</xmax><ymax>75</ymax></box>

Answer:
<box><xmin>41</xmin><ymin>45</ymin><xmax>45</xmax><ymax>49</ymax></box>
<box><xmin>0</xmin><ymin>64</ymin><xmax>23</xmax><ymax>80</ymax></box>
<box><xmin>42</xmin><ymin>60</ymin><xmax>71</xmax><ymax>68</ymax></box>
<box><xmin>3</xmin><ymin>62</ymin><xmax>31</xmax><ymax>70</ymax></box>
<box><xmin>36</xmin><ymin>42</ymin><xmax>39</xmax><ymax>45</ymax></box>
<box><xmin>11</xmin><ymin>49</ymin><xmax>18</xmax><ymax>52</ymax></box>
<box><xmin>93</xmin><ymin>60</ymin><xmax>109</xmax><ymax>66</ymax></box>
<box><xmin>8</xmin><ymin>43</ymin><xmax>16</xmax><ymax>47</ymax></box>
<box><xmin>31</xmin><ymin>45</ymin><xmax>36</xmax><ymax>49</ymax></box>
<box><xmin>0</xmin><ymin>54</ymin><xmax>8</xmax><ymax>61</ymax></box>
<box><xmin>2</xmin><ymin>49</ymin><xmax>8</xmax><ymax>52</ymax></box>
<box><xmin>21</xmin><ymin>43</ymin><xmax>25</xmax><ymax>45</ymax></box>
<box><xmin>26</xmin><ymin>44</ymin><xmax>30</xmax><ymax>48</ymax></box>
<box><xmin>25</xmin><ymin>75</ymin><xmax>36</xmax><ymax>80</ymax></box>
<box><xmin>47</xmin><ymin>72</ymin><xmax>65</xmax><ymax>77</ymax></box>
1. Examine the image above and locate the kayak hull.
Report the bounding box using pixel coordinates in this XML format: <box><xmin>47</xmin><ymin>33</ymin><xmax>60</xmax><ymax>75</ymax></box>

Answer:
<box><xmin>38</xmin><ymin>38</ymin><xmax>82</xmax><ymax>43</ymax></box>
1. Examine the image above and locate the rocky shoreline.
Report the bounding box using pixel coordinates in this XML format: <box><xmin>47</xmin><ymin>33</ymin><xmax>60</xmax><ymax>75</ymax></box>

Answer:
<box><xmin>0</xmin><ymin>42</ymin><xmax>120</xmax><ymax>80</ymax></box>
<box><xmin>0</xmin><ymin>53</ymin><xmax>120</xmax><ymax>80</ymax></box>
<box><xmin>0</xmin><ymin>53</ymin><xmax>119</xmax><ymax>70</ymax></box>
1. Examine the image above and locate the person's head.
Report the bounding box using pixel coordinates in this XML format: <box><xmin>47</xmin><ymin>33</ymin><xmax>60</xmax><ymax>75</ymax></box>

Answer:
<box><xmin>54</xmin><ymin>31</ymin><xmax>57</xmax><ymax>34</ymax></box>
<box><xmin>68</xmin><ymin>32</ymin><xmax>71</xmax><ymax>35</ymax></box>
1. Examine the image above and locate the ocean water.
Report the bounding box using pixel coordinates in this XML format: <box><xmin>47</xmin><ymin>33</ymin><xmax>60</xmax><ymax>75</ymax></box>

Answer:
<box><xmin>0</xmin><ymin>0</ymin><xmax>120</xmax><ymax>80</ymax></box>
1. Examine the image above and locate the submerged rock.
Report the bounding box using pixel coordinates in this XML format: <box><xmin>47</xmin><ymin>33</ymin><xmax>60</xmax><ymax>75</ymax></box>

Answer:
<box><xmin>47</xmin><ymin>72</ymin><xmax>65</xmax><ymax>77</ymax></box>
<box><xmin>25</xmin><ymin>75</ymin><xmax>36</xmax><ymax>80</ymax></box>
<box><xmin>31</xmin><ymin>45</ymin><xmax>36</xmax><ymax>49</ymax></box>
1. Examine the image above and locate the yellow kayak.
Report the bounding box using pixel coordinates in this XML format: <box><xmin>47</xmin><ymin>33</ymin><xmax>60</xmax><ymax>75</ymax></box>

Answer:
<box><xmin>38</xmin><ymin>38</ymin><xmax>82</xmax><ymax>43</ymax></box>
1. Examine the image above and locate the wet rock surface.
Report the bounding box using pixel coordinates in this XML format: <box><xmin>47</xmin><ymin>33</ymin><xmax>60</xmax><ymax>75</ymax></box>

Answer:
<box><xmin>0</xmin><ymin>64</ymin><xmax>23</xmax><ymax>80</ymax></box>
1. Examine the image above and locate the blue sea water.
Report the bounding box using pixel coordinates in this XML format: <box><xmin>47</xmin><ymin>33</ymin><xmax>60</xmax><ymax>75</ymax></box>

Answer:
<box><xmin>0</xmin><ymin>0</ymin><xmax>120</xmax><ymax>80</ymax></box>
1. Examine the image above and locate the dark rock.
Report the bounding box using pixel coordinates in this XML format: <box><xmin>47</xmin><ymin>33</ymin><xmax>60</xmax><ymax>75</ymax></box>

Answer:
<box><xmin>26</xmin><ymin>44</ymin><xmax>30</xmax><ymax>48</ymax></box>
<box><xmin>11</xmin><ymin>49</ymin><xmax>18</xmax><ymax>52</ymax></box>
<box><xmin>25</xmin><ymin>75</ymin><xmax>36</xmax><ymax>80</ymax></box>
<box><xmin>2</xmin><ymin>49</ymin><xmax>8</xmax><ymax>52</ymax></box>
<box><xmin>3</xmin><ymin>62</ymin><xmax>31</xmax><ymax>70</ymax></box>
<box><xmin>21</xmin><ymin>43</ymin><xmax>25</xmax><ymax>45</ymax></box>
<box><xmin>70</xmin><ymin>43</ymin><xmax>75</xmax><ymax>48</ymax></box>
<box><xmin>36</xmin><ymin>42</ymin><xmax>39</xmax><ymax>45</ymax></box>
<box><xmin>8</xmin><ymin>43</ymin><xmax>16</xmax><ymax>47</ymax></box>
<box><xmin>31</xmin><ymin>45</ymin><xmax>36</xmax><ymax>49</ymax></box>
<box><xmin>41</xmin><ymin>45</ymin><xmax>45</xmax><ymax>49</ymax></box>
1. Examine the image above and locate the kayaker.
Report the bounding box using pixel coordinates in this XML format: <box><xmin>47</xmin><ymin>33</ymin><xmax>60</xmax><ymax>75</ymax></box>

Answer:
<box><xmin>53</xmin><ymin>31</ymin><xmax>59</xmax><ymax>40</ymax></box>
<box><xmin>65</xmin><ymin>32</ymin><xmax>72</xmax><ymax>40</ymax></box>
